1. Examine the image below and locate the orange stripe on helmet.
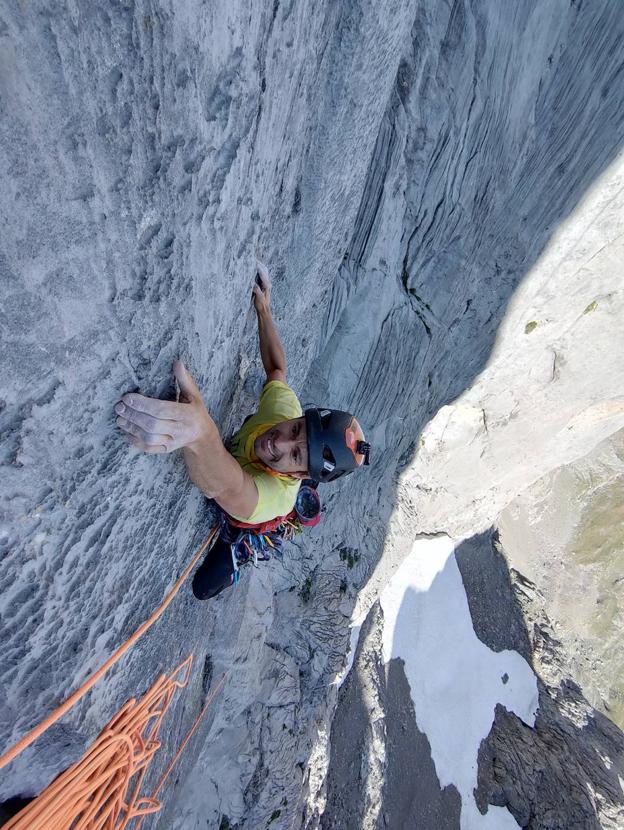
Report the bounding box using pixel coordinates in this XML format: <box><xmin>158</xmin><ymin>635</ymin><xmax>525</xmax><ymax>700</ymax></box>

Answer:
<box><xmin>345</xmin><ymin>417</ymin><xmax>366</xmax><ymax>466</ymax></box>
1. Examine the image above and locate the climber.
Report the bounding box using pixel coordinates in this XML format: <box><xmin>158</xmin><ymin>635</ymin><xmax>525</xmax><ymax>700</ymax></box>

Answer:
<box><xmin>114</xmin><ymin>260</ymin><xmax>370</xmax><ymax>597</ymax></box>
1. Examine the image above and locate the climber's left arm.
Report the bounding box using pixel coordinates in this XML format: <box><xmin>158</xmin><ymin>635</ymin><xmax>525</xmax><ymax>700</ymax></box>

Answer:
<box><xmin>253</xmin><ymin>260</ymin><xmax>287</xmax><ymax>384</ymax></box>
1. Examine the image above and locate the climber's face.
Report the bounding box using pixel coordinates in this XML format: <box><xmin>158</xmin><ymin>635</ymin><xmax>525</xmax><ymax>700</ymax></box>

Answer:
<box><xmin>254</xmin><ymin>418</ymin><xmax>309</xmax><ymax>477</ymax></box>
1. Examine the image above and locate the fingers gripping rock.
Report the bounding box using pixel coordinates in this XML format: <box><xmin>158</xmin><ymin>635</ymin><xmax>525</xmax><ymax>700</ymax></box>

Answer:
<box><xmin>115</xmin><ymin>361</ymin><xmax>213</xmax><ymax>454</ymax></box>
<box><xmin>173</xmin><ymin>360</ymin><xmax>199</xmax><ymax>402</ymax></box>
<box><xmin>254</xmin><ymin>258</ymin><xmax>272</xmax><ymax>301</ymax></box>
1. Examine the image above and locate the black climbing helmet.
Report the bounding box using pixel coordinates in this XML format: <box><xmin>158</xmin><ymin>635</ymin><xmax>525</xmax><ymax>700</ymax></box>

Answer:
<box><xmin>304</xmin><ymin>408</ymin><xmax>370</xmax><ymax>483</ymax></box>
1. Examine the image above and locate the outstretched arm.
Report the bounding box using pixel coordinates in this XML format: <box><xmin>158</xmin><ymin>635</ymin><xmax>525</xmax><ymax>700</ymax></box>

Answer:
<box><xmin>115</xmin><ymin>360</ymin><xmax>259</xmax><ymax>520</ymax></box>
<box><xmin>253</xmin><ymin>260</ymin><xmax>287</xmax><ymax>384</ymax></box>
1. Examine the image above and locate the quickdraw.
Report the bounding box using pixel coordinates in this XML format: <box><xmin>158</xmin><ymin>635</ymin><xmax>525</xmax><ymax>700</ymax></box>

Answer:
<box><xmin>220</xmin><ymin>481</ymin><xmax>322</xmax><ymax>577</ymax></box>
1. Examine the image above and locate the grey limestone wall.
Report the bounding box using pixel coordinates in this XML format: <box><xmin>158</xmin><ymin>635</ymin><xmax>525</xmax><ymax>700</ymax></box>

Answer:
<box><xmin>1</xmin><ymin>1</ymin><xmax>624</xmax><ymax>828</ymax></box>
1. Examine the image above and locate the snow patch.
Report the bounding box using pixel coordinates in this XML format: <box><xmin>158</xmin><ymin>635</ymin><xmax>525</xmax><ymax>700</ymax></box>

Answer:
<box><xmin>381</xmin><ymin>535</ymin><xmax>539</xmax><ymax>829</ymax></box>
<box><xmin>333</xmin><ymin>611</ymin><xmax>368</xmax><ymax>688</ymax></box>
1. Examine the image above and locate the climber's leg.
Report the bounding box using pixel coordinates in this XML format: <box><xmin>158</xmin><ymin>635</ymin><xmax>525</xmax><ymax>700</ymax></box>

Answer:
<box><xmin>192</xmin><ymin>535</ymin><xmax>236</xmax><ymax>600</ymax></box>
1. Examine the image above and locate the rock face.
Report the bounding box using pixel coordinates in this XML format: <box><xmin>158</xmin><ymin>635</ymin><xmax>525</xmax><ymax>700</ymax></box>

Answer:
<box><xmin>320</xmin><ymin>605</ymin><xmax>462</xmax><ymax>830</ymax></box>
<box><xmin>322</xmin><ymin>533</ymin><xmax>624</xmax><ymax>830</ymax></box>
<box><xmin>1</xmin><ymin>1</ymin><xmax>624</xmax><ymax>829</ymax></box>
<box><xmin>464</xmin><ymin>533</ymin><xmax>624</xmax><ymax>830</ymax></box>
<box><xmin>499</xmin><ymin>428</ymin><xmax>624</xmax><ymax>729</ymax></box>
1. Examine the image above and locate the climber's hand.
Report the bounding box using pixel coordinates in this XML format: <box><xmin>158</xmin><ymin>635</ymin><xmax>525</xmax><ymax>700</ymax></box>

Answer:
<box><xmin>115</xmin><ymin>361</ymin><xmax>214</xmax><ymax>454</ymax></box>
<box><xmin>252</xmin><ymin>259</ymin><xmax>272</xmax><ymax>313</ymax></box>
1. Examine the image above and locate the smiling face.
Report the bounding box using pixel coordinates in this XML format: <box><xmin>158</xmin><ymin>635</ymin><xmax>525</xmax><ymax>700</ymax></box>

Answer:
<box><xmin>254</xmin><ymin>417</ymin><xmax>309</xmax><ymax>477</ymax></box>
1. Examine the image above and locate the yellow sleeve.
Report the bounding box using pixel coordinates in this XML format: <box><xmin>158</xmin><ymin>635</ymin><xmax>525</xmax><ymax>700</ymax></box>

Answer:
<box><xmin>229</xmin><ymin>469</ymin><xmax>300</xmax><ymax>524</ymax></box>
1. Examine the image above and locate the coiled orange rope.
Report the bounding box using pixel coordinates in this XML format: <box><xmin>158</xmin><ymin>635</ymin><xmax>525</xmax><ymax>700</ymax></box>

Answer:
<box><xmin>0</xmin><ymin>526</ymin><xmax>218</xmax><ymax>772</ymax></box>
<box><xmin>0</xmin><ymin>525</ymin><xmax>222</xmax><ymax>829</ymax></box>
<box><xmin>133</xmin><ymin>669</ymin><xmax>228</xmax><ymax>830</ymax></box>
<box><xmin>3</xmin><ymin>657</ymin><xmax>228</xmax><ymax>830</ymax></box>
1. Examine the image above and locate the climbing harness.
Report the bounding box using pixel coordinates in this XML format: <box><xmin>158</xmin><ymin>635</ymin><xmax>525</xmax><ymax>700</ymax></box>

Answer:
<box><xmin>221</xmin><ymin>481</ymin><xmax>322</xmax><ymax>582</ymax></box>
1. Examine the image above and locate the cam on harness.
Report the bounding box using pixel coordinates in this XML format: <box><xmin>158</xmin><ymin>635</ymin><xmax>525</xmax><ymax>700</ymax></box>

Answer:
<box><xmin>219</xmin><ymin>481</ymin><xmax>322</xmax><ymax>582</ymax></box>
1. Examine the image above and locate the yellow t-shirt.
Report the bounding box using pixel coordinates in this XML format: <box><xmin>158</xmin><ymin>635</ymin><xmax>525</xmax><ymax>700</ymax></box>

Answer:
<box><xmin>228</xmin><ymin>380</ymin><xmax>302</xmax><ymax>524</ymax></box>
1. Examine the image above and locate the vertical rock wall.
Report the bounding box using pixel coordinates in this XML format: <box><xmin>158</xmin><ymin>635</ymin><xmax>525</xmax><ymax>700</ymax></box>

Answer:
<box><xmin>1</xmin><ymin>0</ymin><xmax>623</xmax><ymax>828</ymax></box>
<box><xmin>498</xmin><ymin>429</ymin><xmax>624</xmax><ymax>728</ymax></box>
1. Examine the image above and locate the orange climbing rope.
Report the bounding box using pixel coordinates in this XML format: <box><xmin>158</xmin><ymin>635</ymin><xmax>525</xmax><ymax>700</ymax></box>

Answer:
<box><xmin>0</xmin><ymin>525</ymin><xmax>222</xmax><ymax>827</ymax></box>
<box><xmin>134</xmin><ymin>670</ymin><xmax>228</xmax><ymax>830</ymax></box>
<box><xmin>0</xmin><ymin>525</ymin><xmax>219</xmax><ymax>772</ymax></box>
<box><xmin>3</xmin><ymin>656</ymin><xmax>228</xmax><ymax>830</ymax></box>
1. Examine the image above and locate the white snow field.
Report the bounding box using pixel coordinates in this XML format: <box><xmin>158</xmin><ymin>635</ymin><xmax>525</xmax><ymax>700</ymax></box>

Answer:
<box><xmin>381</xmin><ymin>536</ymin><xmax>539</xmax><ymax>829</ymax></box>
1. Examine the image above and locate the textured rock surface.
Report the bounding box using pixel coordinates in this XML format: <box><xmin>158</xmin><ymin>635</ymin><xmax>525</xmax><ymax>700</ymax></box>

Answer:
<box><xmin>499</xmin><ymin>428</ymin><xmax>624</xmax><ymax>728</ymax></box>
<box><xmin>471</xmin><ymin>532</ymin><xmax>624</xmax><ymax>830</ymax></box>
<box><xmin>324</xmin><ymin>532</ymin><xmax>624</xmax><ymax>830</ymax></box>
<box><xmin>1</xmin><ymin>1</ymin><xmax>624</xmax><ymax>828</ymax></box>
<box><xmin>320</xmin><ymin>605</ymin><xmax>461</xmax><ymax>830</ymax></box>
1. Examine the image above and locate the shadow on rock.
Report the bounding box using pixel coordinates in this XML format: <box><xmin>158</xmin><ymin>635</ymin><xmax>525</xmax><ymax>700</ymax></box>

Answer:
<box><xmin>321</xmin><ymin>604</ymin><xmax>461</xmax><ymax>830</ymax></box>
<box><xmin>456</xmin><ymin>530</ymin><xmax>624</xmax><ymax>829</ymax></box>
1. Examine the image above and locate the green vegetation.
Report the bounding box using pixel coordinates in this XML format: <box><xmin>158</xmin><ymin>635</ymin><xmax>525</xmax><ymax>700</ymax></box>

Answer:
<box><xmin>524</xmin><ymin>320</ymin><xmax>538</xmax><ymax>334</ymax></box>
<box><xmin>583</xmin><ymin>300</ymin><xmax>598</xmax><ymax>314</ymax></box>
<box><xmin>268</xmin><ymin>809</ymin><xmax>282</xmax><ymax>823</ymax></box>
<box><xmin>565</xmin><ymin>448</ymin><xmax>624</xmax><ymax>728</ymax></box>
<box><xmin>299</xmin><ymin>576</ymin><xmax>312</xmax><ymax>603</ymax></box>
<box><xmin>339</xmin><ymin>546</ymin><xmax>360</xmax><ymax>569</ymax></box>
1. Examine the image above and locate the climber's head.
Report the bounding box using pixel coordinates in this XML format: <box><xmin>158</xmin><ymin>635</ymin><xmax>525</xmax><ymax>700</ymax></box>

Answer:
<box><xmin>254</xmin><ymin>417</ymin><xmax>309</xmax><ymax>478</ymax></box>
<box><xmin>254</xmin><ymin>409</ymin><xmax>370</xmax><ymax>482</ymax></box>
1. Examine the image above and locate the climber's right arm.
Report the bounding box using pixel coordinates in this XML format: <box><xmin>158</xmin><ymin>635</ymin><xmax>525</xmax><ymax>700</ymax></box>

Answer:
<box><xmin>181</xmin><ymin>433</ymin><xmax>259</xmax><ymax>519</ymax></box>
<box><xmin>115</xmin><ymin>359</ymin><xmax>259</xmax><ymax>520</ymax></box>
